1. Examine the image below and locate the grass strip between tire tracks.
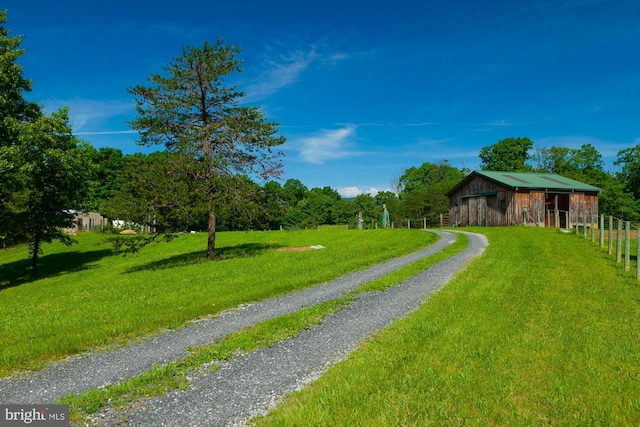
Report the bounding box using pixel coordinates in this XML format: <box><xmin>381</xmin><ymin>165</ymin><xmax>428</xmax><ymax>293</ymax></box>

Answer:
<box><xmin>353</xmin><ymin>232</ymin><xmax>468</xmax><ymax>294</ymax></box>
<box><xmin>59</xmin><ymin>297</ymin><xmax>354</xmax><ymax>425</ymax></box>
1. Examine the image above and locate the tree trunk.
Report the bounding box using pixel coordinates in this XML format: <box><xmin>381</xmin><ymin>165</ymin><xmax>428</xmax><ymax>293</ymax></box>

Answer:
<box><xmin>207</xmin><ymin>210</ymin><xmax>216</xmax><ymax>260</ymax></box>
<box><xmin>31</xmin><ymin>232</ymin><xmax>40</xmax><ymax>277</ymax></box>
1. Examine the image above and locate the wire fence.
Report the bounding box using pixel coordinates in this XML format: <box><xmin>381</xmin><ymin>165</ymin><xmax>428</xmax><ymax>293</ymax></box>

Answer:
<box><xmin>299</xmin><ymin>215</ymin><xmax>448</xmax><ymax>231</ymax></box>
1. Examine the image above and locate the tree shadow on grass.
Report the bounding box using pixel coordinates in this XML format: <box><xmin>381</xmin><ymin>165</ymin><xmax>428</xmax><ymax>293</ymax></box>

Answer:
<box><xmin>0</xmin><ymin>249</ymin><xmax>113</xmax><ymax>291</ymax></box>
<box><xmin>124</xmin><ymin>242</ymin><xmax>284</xmax><ymax>273</ymax></box>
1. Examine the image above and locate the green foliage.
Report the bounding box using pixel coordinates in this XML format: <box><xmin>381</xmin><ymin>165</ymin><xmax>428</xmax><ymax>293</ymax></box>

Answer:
<box><xmin>479</xmin><ymin>136</ymin><xmax>534</xmax><ymax>172</ymax></box>
<box><xmin>106</xmin><ymin>151</ymin><xmax>207</xmax><ymax>235</ymax></box>
<box><xmin>88</xmin><ymin>147</ymin><xmax>127</xmax><ymax>214</ymax></box>
<box><xmin>533</xmin><ymin>143</ymin><xmax>637</xmax><ymax>218</ymax></box>
<box><xmin>106</xmin><ymin>233</ymin><xmax>178</xmax><ymax>255</ymax></box>
<box><xmin>0</xmin><ymin>10</ymin><xmax>41</xmax><ymax>246</ymax></box>
<box><xmin>0</xmin><ymin>10</ymin><xmax>40</xmax><ymax>146</ymax></box>
<box><xmin>614</xmin><ymin>145</ymin><xmax>640</xmax><ymax>216</ymax></box>
<box><xmin>298</xmin><ymin>187</ymin><xmax>342</xmax><ymax>227</ymax></box>
<box><xmin>398</xmin><ymin>161</ymin><xmax>464</xmax><ymax>222</ymax></box>
<box><xmin>282</xmin><ymin>178</ymin><xmax>309</xmax><ymax>207</ymax></box>
<box><xmin>127</xmin><ymin>39</ymin><xmax>285</xmax><ymax>259</ymax></box>
<box><xmin>261</xmin><ymin>180</ymin><xmax>288</xmax><ymax>229</ymax></box>
<box><xmin>7</xmin><ymin>108</ymin><xmax>92</xmax><ymax>275</ymax></box>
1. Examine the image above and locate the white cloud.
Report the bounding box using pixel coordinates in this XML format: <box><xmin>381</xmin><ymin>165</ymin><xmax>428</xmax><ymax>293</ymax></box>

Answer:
<box><xmin>298</xmin><ymin>126</ymin><xmax>356</xmax><ymax>164</ymax></box>
<box><xmin>327</xmin><ymin>52</ymin><xmax>348</xmax><ymax>64</ymax></box>
<box><xmin>335</xmin><ymin>122</ymin><xmax>436</xmax><ymax>127</ymax></box>
<box><xmin>242</xmin><ymin>44</ymin><xmax>349</xmax><ymax>103</ymax></box>
<box><xmin>485</xmin><ymin>119</ymin><xmax>512</xmax><ymax>126</ymax></box>
<box><xmin>337</xmin><ymin>187</ymin><xmax>389</xmax><ymax>198</ymax></box>
<box><xmin>74</xmin><ymin>130</ymin><xmax>138</xmax><ymax>136</ymax></box>
<box><xmin>244</xmin><ymin>48</ymin><xmax>317</xmax><ymax>102</ymax></box>
<box><xmin>338</xmin><ymin>187</ymin><xmax>363</xmax><ymax>197</ymax></box>
<box><xmin>42</xmin><ymin>98</ymin><xmax>135</xmax><ymax>133</ymax></box>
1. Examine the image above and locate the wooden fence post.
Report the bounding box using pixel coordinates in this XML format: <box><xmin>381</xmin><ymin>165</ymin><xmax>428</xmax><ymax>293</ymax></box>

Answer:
<box><xmin>625</xmin><ymin>221</ymin><xmax>631</xmax><ymax>271</ymax></box>
<box><xmin>617</xmin><ymin>218</ymin><xmax>623</xmax><ymax>264</ymax></box>
<box><xmin>583</xmin><ymin>213</ymin><xmax>587</xmax><ymax>238</ymax></box>
<box><xmin>565</xmin><ymin>211</ymin><xmax>569</xmax><ymax>231</ymax></box>
<box><xmin>600</xmin><ymin>214</ymin><xmax>604</xmax><ymax>247</ymax></box>
<box><xmin>424</xmin><ymin>217</ymin><xmax>427</xmax><ymax>229</ymax></box>
<box><xmin>608</xmin><ymin>215</ymin><xmax>613</xmax><ymax>255</ymax></box>
<box><xmin>591</xmin><ymin>213</ymin><xmax>595</xmax><ymax>242</ymax></box>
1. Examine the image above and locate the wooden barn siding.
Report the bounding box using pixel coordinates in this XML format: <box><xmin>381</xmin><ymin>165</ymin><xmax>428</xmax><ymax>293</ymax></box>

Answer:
<box><xmin>448</xmin><ymin>176</ymin><xmax>599</xmax><ymax>227</ymax></box>
<box><xmin>516</xmin><ymin>191</ymin><xmax>544</xmax><ymax>226</ymax></box>
<box><xmin>448</xmin><ymin>176</ymin><xmax>515</xmax><ymax>226</ymax></box>
<box><xmin>569</xmin><ymin>193</ymin><xmax>599</xmax><ymax>227</ymax></box>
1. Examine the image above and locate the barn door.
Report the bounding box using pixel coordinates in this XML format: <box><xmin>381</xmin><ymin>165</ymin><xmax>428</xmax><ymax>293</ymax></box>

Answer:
<box><xmin>476</xmin><ymin>196</ymin><xmax>487</xmax><ymax>226</ymax></box>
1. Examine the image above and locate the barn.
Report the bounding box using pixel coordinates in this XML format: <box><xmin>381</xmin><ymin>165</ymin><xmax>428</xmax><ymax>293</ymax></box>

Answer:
<box><xmin>446</xmin><ymin>171</ymin><xmax>601</xmax><ymax>228</ymax></box>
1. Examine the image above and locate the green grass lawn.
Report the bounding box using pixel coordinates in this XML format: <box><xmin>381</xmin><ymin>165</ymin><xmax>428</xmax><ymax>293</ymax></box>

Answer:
<box><xmin>0</xmin><ymin>228</ymin><xmax>438</xmax><ymax>377</ymax></box>
<box><xmin>254</xmin><ymin>227</ymin><xmax>640</xmax><ymax>426</ymax></box>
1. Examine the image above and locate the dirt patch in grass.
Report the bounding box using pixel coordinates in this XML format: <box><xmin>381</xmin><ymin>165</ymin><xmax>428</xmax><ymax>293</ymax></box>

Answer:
<box><xmin>276</xmin><ymin>247</ymin><xmax>314</xmax><ymax>252</ymax></box>
<box><xmin>276</xmin><ymin>245</ymin><xmax>326</xmax><ymax>253</ymax></box>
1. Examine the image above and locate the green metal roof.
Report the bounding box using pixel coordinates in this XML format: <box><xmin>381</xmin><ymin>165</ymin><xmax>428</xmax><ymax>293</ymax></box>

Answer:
<box><xmin>473</xmin><ymin>171</ymin><xmax>602</xmax><ymax>191</ymax></box>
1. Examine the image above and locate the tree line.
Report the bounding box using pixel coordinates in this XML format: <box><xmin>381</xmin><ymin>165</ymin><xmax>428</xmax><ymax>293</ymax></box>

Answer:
<box><xmin>3</xmin><ymin>9</ymin><xmax>640</xmax><ymax>275</ymax></box>
<box><xmin>86</xmin><ymin>148</ymin><xmax>464</xmax><ymax>233</ymax></box>
<box><xmin>478</xmin><ymin>136</ymin><xmax>639</xmax><ymax>220</ymax></box>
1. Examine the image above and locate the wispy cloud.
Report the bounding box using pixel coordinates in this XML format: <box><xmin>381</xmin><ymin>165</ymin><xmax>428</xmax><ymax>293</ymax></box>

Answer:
<box><xmin>296</xmin><ymin>126</ymin><xmax>357</xmax><ymax>164</ymax></box>
<box><xmin>74</xmin><ymin>130</ymin><xmax>138</xmax><ymax>136</ymax></box>
<box><xmin>42</xmin><ymin>98</ymin><xmax>135</xmax><ymax>133</ymax></box>
<box><xmin>335</xmin><ymin>122</ymin><xmax>436</xmax><ymax>127</ymax></box>
<box><xmin>242</xmin><ymin>43</ymin><xmax>351</xmax><ymax>103</ymax></box>
<box><xmin>243</xmin><ymin>48</ymin><xmax>317</xmax><ymax>102</ymax></box>
<box><xmin>464</xmin><ymin>119</ymin><xmax>513</xmax><ymax>128</ymax></box>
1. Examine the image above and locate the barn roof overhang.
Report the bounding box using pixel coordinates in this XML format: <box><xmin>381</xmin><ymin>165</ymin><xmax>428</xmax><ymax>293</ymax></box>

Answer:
<box><xmin>446</xmin><ymin>171</ymin><xmax>603</xmax><ymax>197</ymax></box>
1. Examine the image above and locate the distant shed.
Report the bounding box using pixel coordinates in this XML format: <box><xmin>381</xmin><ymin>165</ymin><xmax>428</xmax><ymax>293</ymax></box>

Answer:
<box><xmin>446</xmin><ymin>171</ymin><xmax>601</xmax><ymax>228</ymax></box>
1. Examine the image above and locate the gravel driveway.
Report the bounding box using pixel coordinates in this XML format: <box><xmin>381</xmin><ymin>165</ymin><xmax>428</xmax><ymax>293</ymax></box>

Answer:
<box><xmin>0</xmin><ymin>230</ymin><xmax>487</xmax><ymax>426</ymax></box>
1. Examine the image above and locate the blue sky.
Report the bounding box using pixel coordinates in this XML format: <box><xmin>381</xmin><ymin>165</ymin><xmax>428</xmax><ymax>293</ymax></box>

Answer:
<box><xmin>4</xmin><ymin>0</ymin><xmax>640</xmax><ymax>196</ymax></box>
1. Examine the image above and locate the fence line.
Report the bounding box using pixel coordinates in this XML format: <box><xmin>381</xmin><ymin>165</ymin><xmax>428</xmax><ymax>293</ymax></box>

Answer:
<box><xmin>574</xmin><ymin>214</ymin><xmax>640</xmax><ymax>281</ymax></box>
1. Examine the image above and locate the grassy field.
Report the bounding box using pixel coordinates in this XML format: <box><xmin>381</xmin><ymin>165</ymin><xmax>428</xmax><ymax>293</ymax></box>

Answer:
<box><xmin>0</xmin><ymin>228</ymin><xmax>437</xmax><ymax>377</ymax></box>
<box><xmin>4</xmin><ymin>226</ymin><xmax>640</xmax><ymax>425</ymax></box>
<box><xmin>254</xmin><ymin>227</ymin><xmax>640</xmax><ymax>426</ymax></box>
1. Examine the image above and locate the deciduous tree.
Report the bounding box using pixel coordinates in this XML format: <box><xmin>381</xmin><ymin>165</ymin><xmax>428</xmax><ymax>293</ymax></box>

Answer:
<box><xmin>10</xmin><ymin>108</ymin><xmax>92</xmax><ymax>275</ymax></box>
<box><xmin>479</xmin><ymin>137</ymin><xmax>534</xmax><ymax>172</ymax></box>
<box><xmin>398</xmin><ymin>161</ymin><xmax>464</xmax><ymax>222</ymax></box>
<box><xmin>0</xmin><ymin>10</ymin><xmax>41</xmax><ymax>245</ymax></box>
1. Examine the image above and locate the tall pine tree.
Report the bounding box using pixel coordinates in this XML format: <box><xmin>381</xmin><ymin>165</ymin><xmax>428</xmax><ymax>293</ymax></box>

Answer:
<box><xmin>127</xmin><ymin>39</ymin><xmax>285</xmax><ymax>259</ymax></box>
